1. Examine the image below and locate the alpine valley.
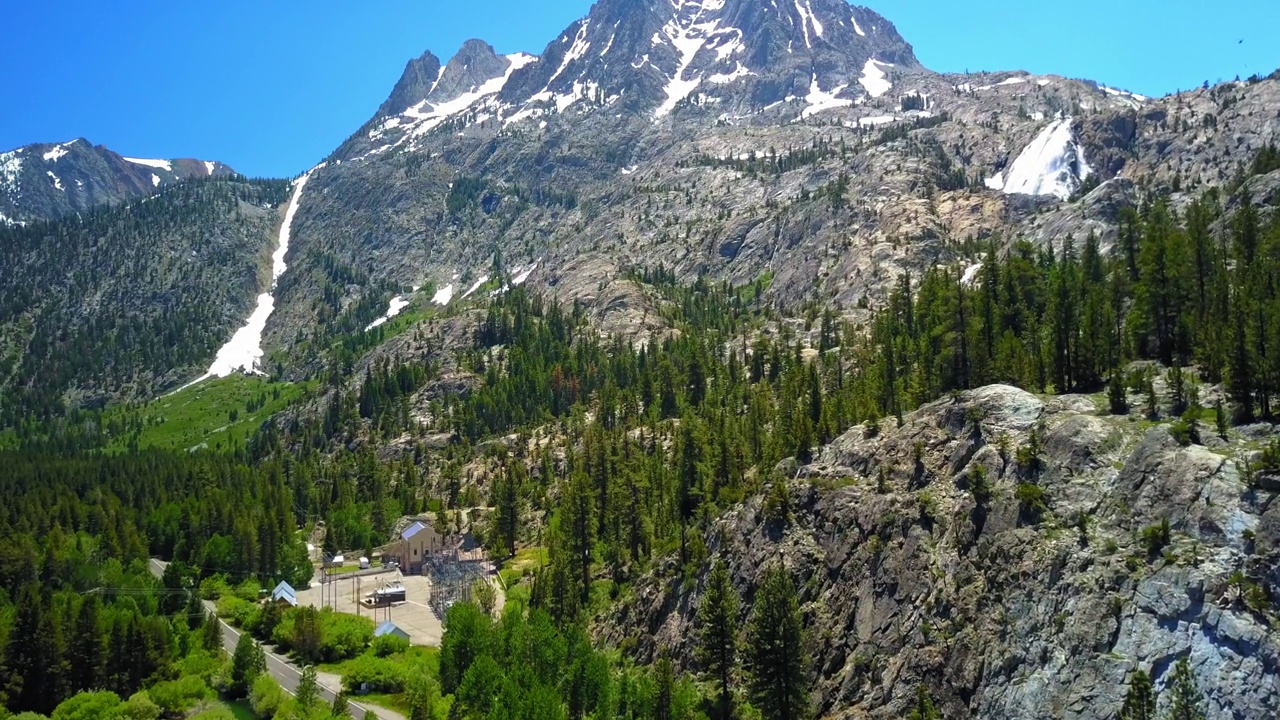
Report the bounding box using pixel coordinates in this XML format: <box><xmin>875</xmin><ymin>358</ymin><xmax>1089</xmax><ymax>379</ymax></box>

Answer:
<box><xmin>2</xmin><ymin>1</ymin><xmax>1280</xmax><ymax>720</ymax></box>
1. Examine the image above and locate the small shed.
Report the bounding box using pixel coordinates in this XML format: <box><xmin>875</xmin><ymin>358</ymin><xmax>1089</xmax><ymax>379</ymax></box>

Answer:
<box><xmin>270</xmin><ymin>581</ymin><xmax>298</xmax><ymax>607</ymax></box>
<box><xmin>374</xmin><ymin>621</ymin><xmax>411</xmax><ymax>642</ymax></box>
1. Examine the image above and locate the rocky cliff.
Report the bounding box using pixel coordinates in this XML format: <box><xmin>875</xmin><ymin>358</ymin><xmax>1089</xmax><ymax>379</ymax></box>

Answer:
<box><xmin>598</xmin><ymin>384</ymin><xmax>1280</xmax><ymax>719</ymax></box>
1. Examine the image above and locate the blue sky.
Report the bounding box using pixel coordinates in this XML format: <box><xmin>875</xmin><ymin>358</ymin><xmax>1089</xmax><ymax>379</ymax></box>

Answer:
<box><xmin>2</xmin><ymin>0</ymin><xmax>1276</xmax><ymax>178</ymax></box>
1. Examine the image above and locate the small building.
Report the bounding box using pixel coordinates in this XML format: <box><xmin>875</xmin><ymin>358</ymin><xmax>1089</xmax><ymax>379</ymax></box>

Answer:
<box><xmin>368</xmin><ymin>581</ymin><xmax>406</xmax><ymax>607</ymax></box>
<box><xmin>270</xmin><ymin>581</ymin><xmax>298</xmax><ymax>607</ymax></box>
<box><xmin>393</xmin><ymin>520</ymin><xmax>444</xmax><ymax>573</ymax></box>
<box><xmin>374</xmin><ymin>621</ymin><xmax>411</xmax><ymax>643</ymax></box>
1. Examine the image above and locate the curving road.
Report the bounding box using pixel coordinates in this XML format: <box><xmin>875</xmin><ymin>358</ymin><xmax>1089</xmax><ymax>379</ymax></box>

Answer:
<box><xmin>148</xmin><ymin>559</ymin><xmax>406</xmax><ymax>720</ymax></box>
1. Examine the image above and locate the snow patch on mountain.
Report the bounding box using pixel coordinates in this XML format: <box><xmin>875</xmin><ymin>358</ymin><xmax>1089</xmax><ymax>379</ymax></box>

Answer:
<box><xmin>987</xmin><ymin>118</ymin><xmax>1091</xmax><ymax>201</ymax></box>
<box><xmin>708</xmin><ymin>63</ymin><xmax>751</xmax><ymax>85</ymax></box>
<box><xmin>801</xmin><ymin>75</ymin><xmax>852</xmax><ymax>118</ymax></box>
<box><xmin>177</xmin><ymin>165</ymin><xmax>322</xmax><ymax>391</ymax></box>
<box><xmin>432</xmin><ymin>284</ymin><xmax>455</xmax><ymax>306</ymax></box>
<box><xmin>0</xmin><ymin>150</ymin><xmax>24</xmax><ymax>199</ymax></box>
<box><xmin>151</xmin><ymin>174</ymin><xmax>161</xmax><ymax>187</ymax></box>
<box><xmin>42</xmin><ymin>143</ymin><xmax>71</xmax><ymax>162</ymax></box>
<box><xmin>124</xmin><ymin>157</ymin><xmax>173</xmax><ymax>172</ymax></box>
<box><xmin>462</xmin><ymin>276</ymin><xmax>490</xmax><ymax>299</ymax></box>
<box><xmin>205</xmin><ymin>161</ymin><xmax>216</xmax><ymax>176</ymax></box>
<box><xmin>366</xmin><ymin>294</ymin><xmax>414</xmax><ymax>331</ymax></box>
<box><xmin>653</xmin><ymin>4</ymin><xmax>725</xmax><ymax>120</ymax></box>
<box><xmin>859</xmin><ymin>59</ymin><xmax>892</xmax><ymax>98</ymax></box>
<box><xmin>47</xmin><ymin>171</ymin><xmax>64</xmax><ymax>191</ymax></box>
<box><xmin>392</xmin><ymin>53</ymin><xmax>536</xmax><ymax>144</ymax></box>
<box><xmin>512</xmin><ymin>262</ymin><xmax>539</xmax><ymax>285</ymax></box>
<box><xmin>793</xmin><ymin>0</ymin><xmax>824</xmax><ymax>48</ymax></box>
<box><xmin>851</xmin><ymin>14</ymin><xmax>865</xmax><ymax>36</ymax></box>
<box><xmin>548</xmin><ymin>21</ymin><xmax>591</xmax><ymax>87</ymax></box>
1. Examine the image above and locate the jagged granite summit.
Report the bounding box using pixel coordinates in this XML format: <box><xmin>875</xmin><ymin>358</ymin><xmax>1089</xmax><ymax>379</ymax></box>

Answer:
<box><xmin>273</xmin><ymin>0</ymin><xmax>1278</xmax><ymax>365</ymax></box>
<box><xmin>0</xmin><ymin>138</ymin><xmax>234</xmax><ymax>225</ymax></box>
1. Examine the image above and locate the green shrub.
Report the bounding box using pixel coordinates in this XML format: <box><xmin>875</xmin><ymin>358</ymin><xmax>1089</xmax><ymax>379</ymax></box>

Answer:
<box><xmin>1140</xmin><ymin>518</ymin><xmax>1172</xmax><ymax>558</ymax></box>
<box><xmin>1015</xmin><ymin>483</ymin><xmax>1048</xmax><ymax>524</ymax></box>
<box><xmin>52</xmin><ymin>691</ymin><xmax>122</xmax><ymax>720</ymax></box>
<box><xmin>371</xmin><ymin>633</ymin><xmax>410</xmax><ymax>658</ymax></box>
<box><xmin>120</xmin><ymin>692</ymin><xmax>160</xmax><ymax>720</ymax></box>
<box><xmin>250</xmin><ymin>673</ymin><xmax>286</xmax><ymax>719</ymax></box>
<box><xmin>148</xmin><ymin>676</ymin><xmax>213</xmax><ymax>716</ymax></box>
<box><xmin>341</xmin><ymin>655</ymin><xmax>408</xmax><ymax>695</ymax></box>
<box><xmin>216</xmin><ymin>596</ymin><xmax>259</xmax><ymax>629</ymax></box>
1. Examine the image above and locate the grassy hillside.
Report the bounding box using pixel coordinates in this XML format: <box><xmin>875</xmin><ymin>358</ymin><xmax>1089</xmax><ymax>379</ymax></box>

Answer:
<box><xmin>105</xmin><ymin>375</ymin><xmax>313</xmax><ymax>452</ymax></box>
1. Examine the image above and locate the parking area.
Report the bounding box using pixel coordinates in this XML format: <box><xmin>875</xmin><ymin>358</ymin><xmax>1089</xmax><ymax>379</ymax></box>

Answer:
<box><xmin>294</xmin><ymin>570</ymin><xmax>444</xmax><ymax>646</ymax></box>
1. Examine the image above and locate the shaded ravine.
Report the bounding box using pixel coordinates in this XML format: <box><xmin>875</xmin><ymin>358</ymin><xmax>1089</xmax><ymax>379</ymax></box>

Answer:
<box><xmin>173</xmin><ymin>164</ymin><xmax>323</xmax><ymax>394</ymax></box>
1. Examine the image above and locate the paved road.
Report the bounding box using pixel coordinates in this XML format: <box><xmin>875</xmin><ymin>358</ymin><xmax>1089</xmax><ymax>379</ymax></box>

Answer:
<box><xmin>148</xmin><ymin>559</ymin><xmax>406</xmax><ymax>720</ymax></box>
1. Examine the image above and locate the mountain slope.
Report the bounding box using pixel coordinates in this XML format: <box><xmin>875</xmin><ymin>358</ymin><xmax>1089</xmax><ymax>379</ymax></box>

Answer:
<box><xmin>0</xmin><ymin>177</ymin><xmax>289</xmax><ymax>421</ymax></box>
<box><xmin>0</xmin><ymin>138</ymin><xmax>235</xmax><ymax>225</ymax></box>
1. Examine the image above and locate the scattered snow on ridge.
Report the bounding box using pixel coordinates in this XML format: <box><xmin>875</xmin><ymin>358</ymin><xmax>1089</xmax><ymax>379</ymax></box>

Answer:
<box><xmin>708</xmin><ymin>63</ymin><xmax>751</xmax><ymax>85</ymax></box>
<box><xmin>432</xmin><ymin>284</ymin><xmax>455</xmax><ymax>306</ymax></box>
<box><xmin>124</xmin><ymin>157</ymin><xmax>173</xmax><ymax>172</ymax></box>
<box><xmin>988</xmin><ymin>118</ymin><xmax>1091</xmax><ymax>201</ymax></box>
<box><xmin>549</xmin><ymin>21</ymin><xmax>592</xmax><ymax>86</ymax></box>
<box><xmin>396</xmin><ymin>53</ymin><xmax>537</xmax><ymax>142</ymax></box>
<box><xmin>177</xmin><ymin>165</ymin><xmax>322</xmax><ymax>391</ymax></box>
<box><xmin>653</xmin><ymin>3</ymin><xmax>724</xmax><ymax>120</ymax></box>
<box><xmin>851</xmin><ymin>15</ymin><xmax>865</xmax><ymax>36</ymax></box>
<box><xmin>366</xmin><ymin>295</ymin><xmax>413</xmax><ymax>331</ymax></box>
<box><xmin>859</xmin><ymin>59</ymin><xmax>892</xmax><ymax>98</ymax></box>
<box><xmin>0</xmin><ymin>150</ymin><xmax>24</xmax><ymax>198</ymax></box>
<box><xmin>42</xmin><ymin>144</ymin><xmax>71</xmax><ymax>162</ymax></box>
<box><xmin>801</xmin><ymin>75</ymin><xmax>852</xmax><ymax>118</ymax></box>
<box><xmin>205</xmin><ymin>161</ymin><xmax>216</xmax><ymax>176</ymax></box>
<box><xmin>462</xmin><ymin>276</ymin><xmax>490</xmax><ymax>299</ymax></box>
<box><xmin>793</xmin><ymin>0</ymin><xmax>824</xmax><ymax>48</ymax></box>
<box><xmin>512</xmin><ymin>262</ymin><xmax>539</xmax><ymax>285</ymax></box>
<box><xmin>47</xmin><ymin>171</ymin><xmax>64</xmax><ymax>191</ymax></box>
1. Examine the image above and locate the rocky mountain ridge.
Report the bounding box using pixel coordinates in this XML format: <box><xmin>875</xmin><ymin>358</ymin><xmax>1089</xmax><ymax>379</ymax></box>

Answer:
<box><xmin>266</xmin><ymin>5</ymin><xmax>1278</xmax><ymax>368</ymax></box>
<box><xmin>598</xmin><ymin>383</ymin><xmax>1280</xmax><ymax>719</ymax></box>
<box><xmin>0</xmin><ymin>137</ymin><xmax>234</xmax><ymax>226</ymax></box>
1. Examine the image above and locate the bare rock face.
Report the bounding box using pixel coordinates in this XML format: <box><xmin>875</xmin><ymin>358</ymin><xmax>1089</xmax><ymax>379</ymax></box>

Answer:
<box><xmin>596</xmin><ymin>384</ymin><xmax>1280</xmax><ymax>720</ymax></box>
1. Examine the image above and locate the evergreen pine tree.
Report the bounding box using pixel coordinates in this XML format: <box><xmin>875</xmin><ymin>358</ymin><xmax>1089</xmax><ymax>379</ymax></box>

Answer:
<box><xmin>70</xmin><ymin>594</ymin><xmax>105</xmax><ymax>693</ymax></box>
<box><xmin>697</xmin><ymin>560</ymin><xmax>740</xmax><ymax>720</ymax></box>
<box><xmin>1164</xmin><ymin>659</ymin><xmax>1206</xmax><ymax>720</ymax></box>
<box><xmin>744</xmin><ymin>564</ymin><xmax>811</xmax><ymax>720</ymax></box>
<box><xmin>1119</xmin><ymin>668</ymin><xmax>1156</xmax><ymax>720</ymax></box>
<box><xmin>229</xmin><ymin>633</ymin><xmax>266</xmax><ymax>699</ymax></box>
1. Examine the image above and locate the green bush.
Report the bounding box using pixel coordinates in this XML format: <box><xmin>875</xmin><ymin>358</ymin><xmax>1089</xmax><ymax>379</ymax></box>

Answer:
<box><xmin>148</xmin><ymin>676</ymin><xmax>213</xmax><ymax>716</ymax></box>
<box><xmin>341</xmin><ymin>654</ymin><xmax>408</xmax><ymax>695</ymax></box>
<box><xmin>1015</xmin><ymin>483</ymin><xmax>1048</xmax><ymax>524</ymax></box>
<box><xmin>216</xmin><ymin>596</ymin><xmax>260</xmax><ymax>629</ymax></box>
<box><xmin>250</xmin><ymin>673</ymin><xmax>286</xmax><ymax>719</ymax></box>
<box><xmin>1140</xmin><ymin>518</ymin><xmax>1172</xmax><ymax>558</ymax></box>
<box><xmin>52</xmin><ymin>691</ymin><xmax>122</xmax><ymax>720</ymax></box>
<box><xmin>371</xmin><ymin>633</ymin><xmax>410</xmax><ymax>658</ymax></box>
<box><xmin>120</xmin><ymin>692</ymin><xmax>160</xmax><ymax>720</ymax></box>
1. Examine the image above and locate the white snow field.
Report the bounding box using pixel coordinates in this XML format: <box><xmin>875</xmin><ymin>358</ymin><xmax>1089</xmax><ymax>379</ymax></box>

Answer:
<box><xmin>366</xmin><ymin>295</ymin><xmax>414</xmax><ymax>331</ymax></box>
<box><xmin>123</xmin><ymin>157</ymin><xmax>173</xmax><ymax>172</ymax></box>
<box><xmin>173</xmin><ymin>165</ymin><xmax>321</xmax><ymax>392</ymax></box>
<box><xmin>985</xmin><ymin>118</ymin><xmax>1091</xmax><ymax>201</ymax></box>
<box><xmin>859</xmin><ymin>58</ymin><xmax>892</xmax><ymax>98</ymax></box>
